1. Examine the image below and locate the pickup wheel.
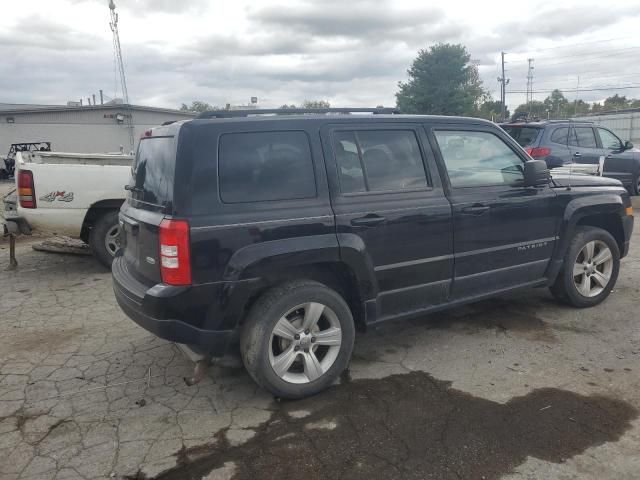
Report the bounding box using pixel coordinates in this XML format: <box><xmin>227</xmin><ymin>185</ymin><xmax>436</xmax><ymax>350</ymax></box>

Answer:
<box><xmin>240</xmin><ymin>280</ymin><xmax>355</xmax><ymax>399</ymax></box>
<box><xmin>89</xmin><ymin>210</ymin><xmax>121</xmax><ymax>268</ymax></box>
<box><xmin>550</xmin><ymin>226</ymin><xmax>620</xmax><ymax>308</ymax></box>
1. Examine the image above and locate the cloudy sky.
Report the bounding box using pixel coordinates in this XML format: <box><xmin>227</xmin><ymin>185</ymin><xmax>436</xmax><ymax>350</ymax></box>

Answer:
<box><xmin>1</xmin><ymin>0</ymin><xmax>639</xmax><ymax>111</ymax></box>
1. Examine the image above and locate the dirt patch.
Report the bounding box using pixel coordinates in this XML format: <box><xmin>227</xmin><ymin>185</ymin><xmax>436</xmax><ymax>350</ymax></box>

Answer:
<box><xmin>422</xmin><ymin>298</ymin><xmax>558</xmax><ymax>343</ymax></box>
<box><xmin>152</xmin><ymin>371</ymin><xmax>637</xmax><ymax>480</ymax></box>
<box><xmin>2</xmin><ymin>326</ymin><xmax>84</xmax><ymax>354</ymax></box>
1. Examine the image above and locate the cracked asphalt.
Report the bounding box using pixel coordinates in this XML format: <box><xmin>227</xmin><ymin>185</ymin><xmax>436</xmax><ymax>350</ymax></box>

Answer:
<box><xmin>1</xmin><ymin>180</ymin><xmax>639</xmax><ymax>479</ymax></box>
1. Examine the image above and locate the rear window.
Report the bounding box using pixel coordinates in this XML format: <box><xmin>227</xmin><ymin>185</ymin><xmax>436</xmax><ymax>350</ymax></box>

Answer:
<box><xmin>218</xmin><ymin>131</ymin><xmax>316</xmax><ymax>203</ymax></box>
<box><xmin>131</xmin><ymin>136</ymin><xmax>175</xmax><ymax>210</ymax></box>
<box><xmin>501</xmin><ymin>126</ymin><xmax>541</xmax><ymax>147</ymax></box>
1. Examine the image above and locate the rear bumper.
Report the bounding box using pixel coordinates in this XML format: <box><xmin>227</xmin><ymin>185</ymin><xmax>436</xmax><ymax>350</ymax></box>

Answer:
<box><xmin>112</xmin><ymin>256</ymin><xmax>236</xmax><ymax>357</ymax></box>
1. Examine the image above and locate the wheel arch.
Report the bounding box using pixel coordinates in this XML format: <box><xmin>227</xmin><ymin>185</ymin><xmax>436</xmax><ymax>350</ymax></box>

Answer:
<box><xmin>224</xmin><ymin>235</ymin><xmax>377</xmax><ymax>332</ymax></box>
<box><xmin>80</xmin><ymin>199</ymin><xmax>124</xmax><ymax>243</ymax></box>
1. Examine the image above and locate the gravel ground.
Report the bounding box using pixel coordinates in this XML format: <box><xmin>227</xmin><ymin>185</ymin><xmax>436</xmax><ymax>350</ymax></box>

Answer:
<box><xmin>1</xmin><ymin>179</ymin><xmax>639</xmax><ymax>480</ymax></box>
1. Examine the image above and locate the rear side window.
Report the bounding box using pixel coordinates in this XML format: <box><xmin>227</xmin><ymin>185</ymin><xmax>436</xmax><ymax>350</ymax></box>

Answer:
<box><xmin>550</xmin><ymin>127</ymin><xmax>569</xmax><ymax>145</ymax></box>
<box><xmin>570</xmin><ymin>127</ymin><xmax>597</xmax><ymax>148</ymax></box>
<box><xmin>332</xmin><ymin>130</ymin><xmax>428</xmax><ymax>193</ymax></box>
<box><xmin>501</xmin><ymin>126</ymin><xmax>541</xmax><ymax>147</ymax></box>
<box><xmin>218</xmin><ymin>131</ymin><xmax>316</xmax><ymax>203</ymax></box>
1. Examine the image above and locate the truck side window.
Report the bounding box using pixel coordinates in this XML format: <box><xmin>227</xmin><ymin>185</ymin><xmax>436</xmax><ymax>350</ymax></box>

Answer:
<box><xmin>434</xmin><ymin>130</ymin><xmax>524</xmax><ymax>188</ymax></box>
<box><xmin>218</xmin><ymin>131</ymin><xmax>316</xmax><ymax>203</ymax></box>
<box><xmin>332</xmin><ymin>130</ymin><xmax>428</xmax><ymax>193</ymax></box>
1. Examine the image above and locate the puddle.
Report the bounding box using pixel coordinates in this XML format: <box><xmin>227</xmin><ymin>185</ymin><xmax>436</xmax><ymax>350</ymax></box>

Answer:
<box><xmin>151</xmin><ymin>371</ymin><xmax>637</xmax><ymax>480</ymax></box>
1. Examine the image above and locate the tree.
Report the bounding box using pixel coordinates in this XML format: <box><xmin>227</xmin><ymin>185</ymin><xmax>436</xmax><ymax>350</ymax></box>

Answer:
<box><xmin>395</xmin><ymin>43</ymin><xmax>486</xmax><ymax>116</ymax></box>
<box><xmin>543</xmin><ymin>90</ymin><xmax>569</xmax><ymax>119</ymax></box>
<box><xmin>603</xmin><ymin>94</ymin><xmax>630</xmax><ymax>111</ymax></box>
<box><xmin>279</xmin><ymin>104</ymin><xmax>297</xmax><ymax>109</ymax></box>
<box><xmin>571</xmin><ymin>99</ymin><xmax>591</xmax><ymax>116</ymax></box>
<box><xmin>476</xmin><ymin>100</ymin><xmax>508</xmax><ymax>121</ymax></box>
<box><xmin>180</xmin><ymin>100</ymin><xmax>218</xmax><ymax>113</ymax></box>
<box><xmin>301</xmin><ymin>99</ymin><xmax>331</xmax><ymax>109</ymax></box>
<box><xmin>511</xmin><ymin>100</ymin><xmax>546</xmax><ymax>120</ymax></box>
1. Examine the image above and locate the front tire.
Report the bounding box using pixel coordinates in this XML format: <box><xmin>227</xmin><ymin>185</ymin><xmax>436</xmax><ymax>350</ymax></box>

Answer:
<box><xmin>550</xmin><ymin>226</ymin><xmax>620</xmax><ymax>308</ymax></box>
<box><xmin>89</xmin><ymin>210</ymin><xmax>121</xmax><ymax>268</ymax></box>
<box><xmin>241</xmin><ymin>280</ymin><xmax>355</xmax><ymax>399</ymax></box>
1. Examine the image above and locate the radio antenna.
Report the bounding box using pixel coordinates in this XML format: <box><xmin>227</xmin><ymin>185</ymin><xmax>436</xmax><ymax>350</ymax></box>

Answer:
<box><xmin>109</xmin><ymin>0</ymin><xmax>135</xmax><ymax>152</ymax></box>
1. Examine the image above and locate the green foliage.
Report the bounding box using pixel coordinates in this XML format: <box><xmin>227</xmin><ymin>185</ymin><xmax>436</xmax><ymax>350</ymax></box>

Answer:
<box><xmin>279</xmin><ymin>104</ymin><xmax>297</xmax><ymax>109</ymax></box>
<box><xmin>477</xmin><ymin>100</ymin><xmax>508</xmax><ymax>121</ymax></box>
<box><xmin>301</xmin><ymin>99</ymin><xmax>331</xmax><ymax>109</ymax></box>
<box><xmin>543</xmin><ymin>89</ymin><xmax>569</xmax><ymax>118</ymax></box>
<box><xmin>512</xmin><ymin>100</ymin><xmax>546</xmax><ymax>120</ymax></box>
<box><xmin>603</xmin><ymin>94</ymin><xmax>630</xmax><ymax>110</ymax></box>
<box><xmin>180</xmin><ymin>100</ymin><xmax>218</xmax><ymax>113</ymax></box>
<box><xmin>396</xmin><ymin>43</ymin><xmax>487</xmax><ymax>116</ymax></box>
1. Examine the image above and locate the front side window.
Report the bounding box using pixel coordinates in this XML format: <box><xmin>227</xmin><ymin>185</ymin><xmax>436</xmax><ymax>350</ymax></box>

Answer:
<box><xmin>332</xmin><ymin>130</ymin><xmax>428</xmax><ymax>193</ymax></box>
<box><xmin>434</xmin><ymin>130</ymin><xmax>524</xmax><ymax>188</ymax></box>
<box><xmin>218</xmin><ymin>131</ymin><xmax>316</xmax><ymax>203</ymax></box>
<box><xmin>598</xmin><ymin>128</ymin><xmax>622</xmax><ymax>150</ymax></box>
<box><xmin>570</xmin><ymin>127</ymin><xmax>597</xmax><ymax>148</ymax></box>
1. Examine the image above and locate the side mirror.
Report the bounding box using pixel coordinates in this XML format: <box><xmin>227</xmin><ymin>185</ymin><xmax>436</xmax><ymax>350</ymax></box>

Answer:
<box><xmin>624</xmin><ymin>140</ymin><xmax>634</xmax><ymax>150</ymax></box>
<box><xmin>524</xmin><ymin>159</ymin><xmax>550</xmax><ymax>187</ymax></box>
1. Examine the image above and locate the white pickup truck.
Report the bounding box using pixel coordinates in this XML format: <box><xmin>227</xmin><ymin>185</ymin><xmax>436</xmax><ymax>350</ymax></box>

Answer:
<box><xmin>10</xmin><ymin>150</ymin><xmax>132</xmax><ymax>267</ymax></box>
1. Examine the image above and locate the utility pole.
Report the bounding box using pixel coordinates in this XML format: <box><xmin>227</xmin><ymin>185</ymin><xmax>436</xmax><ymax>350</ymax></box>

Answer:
<box><xmin>574</xmin><ymin>76</ymin><xmax>580</xmax><ymax>116</ymax></box>
<box><xmin>497</xmin><ymin>52</ymin><xmax>510</xmax><ymax>121</ymax></box>
<box><xmin>526</xmin><ymin>58</ymin><xmax>534</xmax><ymax>116</ymax></box>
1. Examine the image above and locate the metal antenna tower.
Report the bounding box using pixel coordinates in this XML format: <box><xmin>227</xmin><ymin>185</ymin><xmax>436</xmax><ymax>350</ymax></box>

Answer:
<box><xmin>526</xmin><ymin>58</ymin><xmax>534</xmax><ymax>116</ymax></box>
<box><xmin>109</xmin><ymin>0</ymin><xmax>135</xmax><ymax>151</ymax></box>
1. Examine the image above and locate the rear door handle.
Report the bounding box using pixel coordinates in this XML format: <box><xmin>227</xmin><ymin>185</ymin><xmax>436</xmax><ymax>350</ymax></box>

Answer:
<box><xmin>573</xmin><ymin>152</ymin><xmax>581</xmax><ymax>158</ymax></box>
<box><xmin>351</xmin><ymin>215</ymin><xmax>386</xmax><ymax>227</ymax></box>
<box><xmin>461</xmin><ymin>205</ymin><xmax>490</xmax><ymax>215</ymax></box>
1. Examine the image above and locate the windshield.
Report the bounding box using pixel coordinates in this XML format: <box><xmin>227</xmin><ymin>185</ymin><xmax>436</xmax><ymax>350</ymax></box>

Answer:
<box><xmin>130</xmin><ymin>136</ymin><xmax>176</xmax><ymax>211</ymax></box>
<box><xmin>502</xmin><ymin>126</ymin><xmax>541</xmax><ymax>147</ymax></box>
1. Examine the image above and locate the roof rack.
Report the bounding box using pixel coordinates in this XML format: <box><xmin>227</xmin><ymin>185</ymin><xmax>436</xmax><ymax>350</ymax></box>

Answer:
<box><xmin>196</xmin><ymin>107</ymin><xmax>398</xmax><ymax>119</ymax></box>
<box><xmin>546</xmin><ymin>119</ymin><xmax>593</xmax><ymax>124</ymax></box>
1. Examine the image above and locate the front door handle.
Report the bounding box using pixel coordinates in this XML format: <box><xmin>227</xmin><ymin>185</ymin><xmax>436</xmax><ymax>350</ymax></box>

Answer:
<box><xmin>573</xmin><ymin>152</ymin><xmax>581</xmax><ymax>158</ymax></box>
<box><xmin>351</xmin><ymin>215</ymin><xmax>386</xmax><ymax>227</ymax></box>
<box><xmin>461</xmin><ymin>204</ymin><xmax>490</xmax><ymax>215</ymax></box>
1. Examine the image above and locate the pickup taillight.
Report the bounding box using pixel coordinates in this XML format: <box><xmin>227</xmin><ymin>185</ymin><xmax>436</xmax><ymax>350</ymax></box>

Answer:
<box><xmin>159</xmin><ymin>219</ymin><xmax>192</xmax><ymax>286</ymax></box>
<box><xmin>525</xmin><ymin>147</ymin><xmax>551</xmax><ymax>159</ymax></box>
<box><xmin>18</xmin><ymin>170</ymin><xmax>36</xmax><ymax>208</ymax></box>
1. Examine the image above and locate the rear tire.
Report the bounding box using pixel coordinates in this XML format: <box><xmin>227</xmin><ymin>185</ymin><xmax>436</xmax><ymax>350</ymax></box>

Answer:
<box><xmin>89</xmin><ymin>210</ymin><xmax>121</xmax><ymax>268</ymax></box>
<box><xmin>631</xmin><ymin>174</ymin><xmax>640</xmax><ymax>196</ymax></box>
<box><xmin>550</xmin><ymin>226</ymin><xmax>620</xmax><ymax>308</ymax></box>
<box><xmin>241</xmin><ymin>280</ymin><xmax>355</xmax><ymax>399</ymax></box>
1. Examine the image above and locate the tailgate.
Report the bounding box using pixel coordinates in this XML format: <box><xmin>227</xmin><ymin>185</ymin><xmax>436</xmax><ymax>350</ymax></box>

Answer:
<box><xmin>119</xmin><ymin>202</ymin><xmax>164</xmax><ymax>284</ymax></box>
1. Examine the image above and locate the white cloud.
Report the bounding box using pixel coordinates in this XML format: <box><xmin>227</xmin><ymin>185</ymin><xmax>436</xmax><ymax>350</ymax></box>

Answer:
<box><xmin>1</xmin><ymin>0</ymin><xmax>639</xmax><ymax>111</ymax></box>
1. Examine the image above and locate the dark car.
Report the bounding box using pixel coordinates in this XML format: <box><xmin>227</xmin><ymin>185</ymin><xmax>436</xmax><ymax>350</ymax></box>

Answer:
<box><xmin>501</xmin><ymin>120</ymin><xmax>640</xmax><ymax>195</ymax></box>
<box><xmin>113</xmin><ymin>108</ymin><xmax>633</xmax><ymax>398</ymax></box>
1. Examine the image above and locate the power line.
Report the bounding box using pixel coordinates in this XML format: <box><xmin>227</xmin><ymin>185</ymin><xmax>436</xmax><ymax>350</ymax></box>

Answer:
<box><xmin>507</xmin><ymin>84</ymin><xmax>640</xmax><ymax>94</ymax></box>
<box><xmin>507</xmin><ymin>36</ymin><xmax>634</xmax><ymax>55</ymax></box>
<box><xmin>508</xmin><ymin>46</ymin><xmax>640</xmax><ymax>63</ymax></box>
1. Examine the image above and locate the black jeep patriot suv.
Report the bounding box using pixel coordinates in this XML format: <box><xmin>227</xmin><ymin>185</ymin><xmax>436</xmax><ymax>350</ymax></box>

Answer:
<box><xmin>113</xmin><ymin>108</ymin><xmax>634</xmax><ymax>398</ymax></box>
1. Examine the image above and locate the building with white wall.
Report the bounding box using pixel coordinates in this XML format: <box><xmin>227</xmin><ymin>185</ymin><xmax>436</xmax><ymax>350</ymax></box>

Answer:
<box><xmin>0</xmin><ymin>103</ymin><xmax>196</xmax><ymax>155</ymax></box>
<box><xmin>573</xmin><ymin>108</ymin><xmax>640</xmax><ymax>145</ymax></box>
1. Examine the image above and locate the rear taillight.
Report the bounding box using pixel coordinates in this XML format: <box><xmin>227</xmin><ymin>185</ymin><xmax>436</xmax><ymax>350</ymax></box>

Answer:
<box><xmin>159</xmin><ymin>219</ymin><xmax>192</xmax><ymax>286</ymax></box>
<box><xmin>18</xmin><ymin>170</ymin><xmax>36</xmax><ymax>208</ymax></box>
<box><xmin>525</xmin><ymin>147</ymin><xmax>551</xmax><ymax>159</ymax></box>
